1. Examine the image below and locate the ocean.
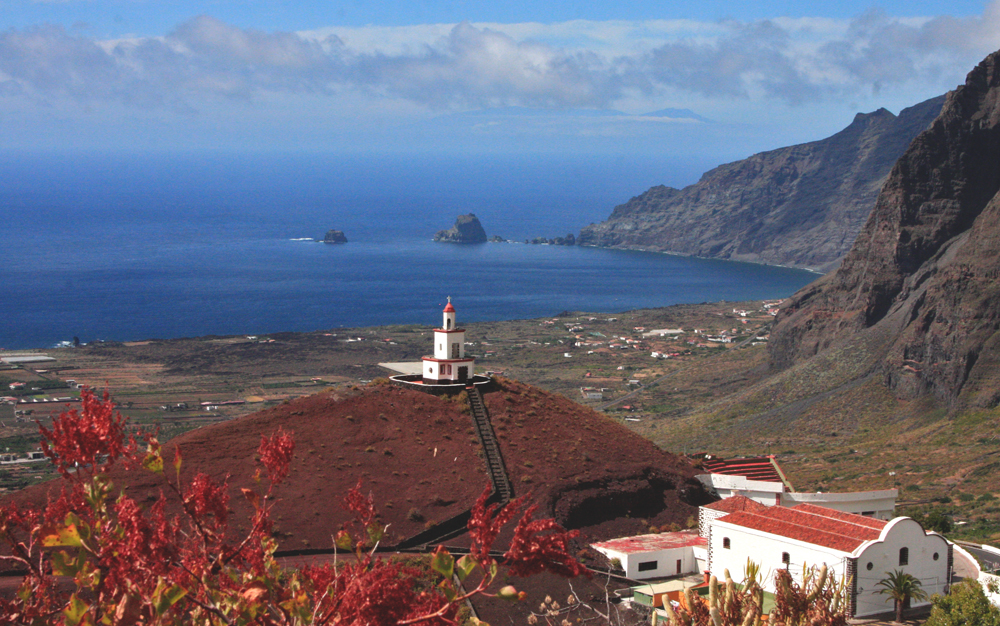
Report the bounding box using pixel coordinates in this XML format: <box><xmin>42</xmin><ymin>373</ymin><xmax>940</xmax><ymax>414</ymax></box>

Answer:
<box><xmin>0</xmin><ymin>151</ymin><xmax>818</xmax><ymax>350</ymax></box>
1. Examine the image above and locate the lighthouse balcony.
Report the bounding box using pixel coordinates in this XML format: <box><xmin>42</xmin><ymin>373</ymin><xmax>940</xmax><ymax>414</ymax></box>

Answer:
<box><xmin>389</xmin><ymin>373</ymin><xmax>493</xmax><ymax>394</ymax></box>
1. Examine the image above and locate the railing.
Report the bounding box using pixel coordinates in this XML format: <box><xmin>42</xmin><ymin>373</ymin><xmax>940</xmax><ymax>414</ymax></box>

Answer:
<box><xmin>466</xmin><ymin>386</ymin><xmax>513</xmax><ymax>503</ymax></box>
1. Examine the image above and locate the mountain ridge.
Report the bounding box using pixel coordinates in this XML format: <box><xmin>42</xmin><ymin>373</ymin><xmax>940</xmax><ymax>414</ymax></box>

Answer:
<box><xmin>768</xmin><ymin>49</ymin><xmax>1000</xmax><ymax>408</ymax></box>
<box><xmin>578</xmin><ymin>96</ymin><xmax>946</xmax><ymax>272</ymax></box>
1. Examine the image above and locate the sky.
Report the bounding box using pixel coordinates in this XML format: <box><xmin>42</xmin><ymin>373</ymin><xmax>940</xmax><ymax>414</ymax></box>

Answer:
<box><xmin>1</xmin><ymin>1</ymin><xmax>999</xmax><ymax>162</ymax></box>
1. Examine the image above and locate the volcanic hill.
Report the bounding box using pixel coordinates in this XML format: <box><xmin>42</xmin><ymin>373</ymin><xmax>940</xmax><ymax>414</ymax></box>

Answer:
<box><xmin>12</xmin><ymin>378</ymin><xmax>707</xmax><ymax>551</ymax></box>
<box><xmin>578</xmin><ymin>95</ymin><xmax>944</xmax><ymax>272</ymax></box>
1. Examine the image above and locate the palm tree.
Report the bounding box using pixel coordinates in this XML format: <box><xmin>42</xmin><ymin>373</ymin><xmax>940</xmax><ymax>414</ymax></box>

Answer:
<box><xmin>876</xmin><ymin>569</ymin><xmax>928</xmax><ymax>622</ymax></box>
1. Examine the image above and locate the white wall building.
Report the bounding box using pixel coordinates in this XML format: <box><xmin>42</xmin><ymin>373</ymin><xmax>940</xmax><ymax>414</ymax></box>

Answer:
<box><xmin>696</xmin><ymin>455</ymin><xmax>897</xmax><ymax>519</ymax></box>
<box><xmin>422</xmin><ymin>297</ymin><xmax>476</xmax><ymax>385</ymax></box>
<box><xmin>706</xmin><ymin>500</ymin><xmax>951</xmax><ymax>618</ymax></box>
<box><xmin>591</xmin><ymin>530</ymin><xmax>707</xmax><ymax>580</ymax></box>
<box><xmin>781</xmin><ymin>490</ymin><xmax>897</xmax><ymax>520</ymax></box>
<box><xmin>700</xmin><ymin>473</ymin><xmax>786</xmax><ymax>506</ymax></box>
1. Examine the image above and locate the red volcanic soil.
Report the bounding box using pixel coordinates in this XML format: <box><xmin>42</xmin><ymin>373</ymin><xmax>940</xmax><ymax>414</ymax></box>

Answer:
<box><xmin>7</xmin><ymin>378</ymin><xmax>709</xmax><ymax>552</ymax></box>
<box><xmin>483</xmin><ymin>378</ymin><xmax>709</xmax><ymax>543</ymax></box>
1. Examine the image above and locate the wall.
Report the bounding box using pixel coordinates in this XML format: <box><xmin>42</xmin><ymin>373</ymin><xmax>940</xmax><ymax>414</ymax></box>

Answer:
<box><xmin>782</xmin><ymin>490</ymin><xmax>897</xmax><ymax>520</ymax></box>
<box><xmin>980</xmin><ymin>572</ymin><xmax>1000</xmax><ymax>608</ymax></box>
<box><xmin>623</xmin><ymin>546</ymin><xmax>701</xmax><ymax>580</ymax></box>
<box><xmin>697</xmin><ymin>474</ymin><xmax>784</xmax><ymax>505</ymax></box>
<box><xmin>425</xmin><ymin>360</ymin><xmax>439</xmax><ymax>380</ymax></box>
<box><xmin>595</xmin><ymin>545</ymin><xmax>701</xmax><ymax>580</ymax></box>
<box><xmin>434</xmin><ymin>330</ymin><xmax>466</xmax><ymax>360</ymax></box>
<box><xmin>852</xmin><ymin>519</ymin><xmax>950</xmax><ymax>617</ymax></box>
<box><xmin>972</xmin><ymin>544</ymin><xmax>1000</xmax><ymax>608</ymax></box>
<box><xmin>708</xmin><ymin>520</ymin><xmax>851</xmax><ymax>596</ymax></box>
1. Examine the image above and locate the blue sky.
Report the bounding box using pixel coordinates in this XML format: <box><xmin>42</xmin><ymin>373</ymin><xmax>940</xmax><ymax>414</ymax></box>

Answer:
<box><xmin>1</xmin><ymin>1</ymin><xmax>998</xmax><ymax>162</ymax></box>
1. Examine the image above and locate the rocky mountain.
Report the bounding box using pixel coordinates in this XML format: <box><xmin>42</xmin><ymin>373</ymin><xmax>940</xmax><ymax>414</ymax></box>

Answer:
<box><xmin>769</xmin><ymin>50</ymin><xmax>1000</xmax><ymax>408</ymax></box>
<box><xmin>434</xmin><ymin>213</ymin><xmax>487</xmax><ymax>243</ymax></box>
<box><xmin>578</xmin><ymin>96</ymin><xmax>945</xmax><ymax>272</ymax></box>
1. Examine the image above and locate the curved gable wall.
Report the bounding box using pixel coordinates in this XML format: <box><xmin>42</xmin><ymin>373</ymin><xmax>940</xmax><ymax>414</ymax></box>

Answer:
<box><xmin>853</xmin><ymin>517</ymin><xmax>950</xmax><ymax>617</ymax></box>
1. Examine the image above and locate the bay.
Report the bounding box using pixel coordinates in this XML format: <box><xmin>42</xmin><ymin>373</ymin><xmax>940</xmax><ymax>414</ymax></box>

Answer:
<box><xmin>0</xmin><ymin>151</ymin><xmax>818</xmax><ymax>349</ymax></box>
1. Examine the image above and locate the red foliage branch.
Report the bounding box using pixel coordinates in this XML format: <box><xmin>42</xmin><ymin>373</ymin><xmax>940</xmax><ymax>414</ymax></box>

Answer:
<box><xmin>38</xmin><ymin>386</ymin><xmax>136</xmax><ymax>478</ymax></box>
<box><xmin>0</xmin><ymin>387</ymin><xmax>586</xmax><ymax>626</ymax></box>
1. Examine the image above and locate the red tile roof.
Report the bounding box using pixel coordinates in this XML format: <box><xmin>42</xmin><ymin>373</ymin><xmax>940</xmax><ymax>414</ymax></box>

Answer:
<box><xmin>592</xmin><ymin>530</ymin><xmax>707</xmax><ymax>555</ymax></box>
<box><xmin>701</xmin><ymin>456</ymin><xmax>785</xmax><ymax>483</ymax></box>
<box><xmin>716</xmin><ymin>504</ymin><xmax>887</xmax><ymax>553</ymax></box>
<box><xmin>703</xmin><ymin>495</ymin><xmax>769</xmax><ymax>514</ymax></box>
<box><xmin>792</xmin><ymin>504</ymin><xmax>888</xmax><ymax>531</ymax></box>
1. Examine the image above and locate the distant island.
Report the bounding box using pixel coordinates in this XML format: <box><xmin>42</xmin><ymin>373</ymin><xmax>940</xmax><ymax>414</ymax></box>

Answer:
<box><xmin>433</xmin><ymin>214</ymin><xmax>487</xmax><ymax>243</ymax></box>
<box><xmin>323</xmin><ymin>230</ymin><xmax>348</xmax><ymax>244</ymax></box>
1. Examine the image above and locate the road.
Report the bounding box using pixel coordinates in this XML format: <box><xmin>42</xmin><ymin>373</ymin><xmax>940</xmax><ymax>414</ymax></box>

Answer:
<box><xmin>958</xmin><ymin>543</ymin><xmax>1000</xmax><ymax>574</ymax></box>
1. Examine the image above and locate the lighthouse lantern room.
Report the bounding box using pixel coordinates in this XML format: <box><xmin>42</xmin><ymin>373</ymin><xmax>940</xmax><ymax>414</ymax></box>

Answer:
<box><xmin>422</xmin><ymin>297</ymin><xmax>476</xmax><ymax>384</ymax></box>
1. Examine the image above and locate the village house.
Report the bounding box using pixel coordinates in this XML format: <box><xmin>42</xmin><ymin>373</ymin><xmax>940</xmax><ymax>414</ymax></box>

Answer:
<box><xmin>594</xmin><ymin>495</ymin><xmax>949</xmax><ymax>619</ymax></box>
<box><xmin>697</xmin><ymin>455</ymin><xmax>897</xmax><ymax>519</ymax></box>
<box><xmin>705</xmin><ymin>497</ymin><xmax>950</xmax><ymax>618</ymax></box>
<box><xmin>591</xmin><ymin>530</ymin><xmax>707</xmax><ymax>580</ymax></box>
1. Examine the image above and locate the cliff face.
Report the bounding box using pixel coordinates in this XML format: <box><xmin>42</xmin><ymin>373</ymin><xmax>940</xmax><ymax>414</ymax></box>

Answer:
<box><xmin>578</xmin><ymin>96</ymin><xmax>945</xmax><ymax>272</ymax></box>
<box><xmin>434</xmin><ymin>213</ymin><xmax>487</xmax><ymax>243</ymax></box>
<box><xmin>769</xmin><ymin>50</ymin><xmax>1000</xmax><ymax>407</ymax></box>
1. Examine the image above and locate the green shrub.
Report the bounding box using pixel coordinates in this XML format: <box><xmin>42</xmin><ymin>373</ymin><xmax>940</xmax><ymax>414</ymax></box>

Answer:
<box><xmin>926</xmin><ymin>580</ymin><xmax>1000</xmax><ymax>626</ymax></box>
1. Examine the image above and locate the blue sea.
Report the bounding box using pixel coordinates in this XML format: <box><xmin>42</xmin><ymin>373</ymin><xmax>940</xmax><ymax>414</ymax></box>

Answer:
<box><xmin>0</xmin><ymin>151</ymin><xmax>818</xmax><ymax>350</ymax></box>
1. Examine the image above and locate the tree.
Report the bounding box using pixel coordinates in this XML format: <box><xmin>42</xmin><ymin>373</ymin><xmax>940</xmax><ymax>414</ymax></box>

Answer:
<box><xmin>926</xmin><ymin>580</ymin><xmax>1000</xmax><ymax>626</ymax></box>
<box><xmin>876</xmin><ymin>569</ymin><xmax>929</xmax><ymax>623</ymax></box>
<box><xmin>0</xmin><ymin>387</ymin><xmax>586</xmax><ymax>625</ymax></box>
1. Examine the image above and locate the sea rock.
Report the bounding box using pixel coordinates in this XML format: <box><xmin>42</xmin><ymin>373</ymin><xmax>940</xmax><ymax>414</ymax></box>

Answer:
<box><xmin>527</xmin><ymin>234</ymin><xmax>576</xmax><ymax>245</ymax></box>
<box><xmin>434</xmin><ymin>214</ymin><xmax>487</xmax><ymax>244</ymax></box>
<box><xmin>768</xmin><ymin>48</ymin><xmax>1000</xmax><ymax>407</ymax></box>
<box><xmin>578</xmin><ymin>96</ymin><xmax>945</xmax><ymax>272</ymax></box>
<box><xmin>323</xmin><ymin>230</ymin><xmax>348</xmax><ymax>244</ymax></box>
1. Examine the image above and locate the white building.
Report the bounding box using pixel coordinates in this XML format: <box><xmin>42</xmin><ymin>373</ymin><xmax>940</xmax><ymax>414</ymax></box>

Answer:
<box><xmin>422</xmin><ymin>297</ymin><xmax>476</xmax><ymax>385</ymax></box>
<box><xmin>697</xmin><ymin>455</ymin><xmax>897</xmax><ymax>519</ymax></box>
<box><xmin>591</xmin><ymin>530</ymin><xmax>707</xmax><ymax>580</ymax></box>
<box><xmin>781</xmin><ymin>490</ymin><xmax>898</xmax><ymax>519</ymax></box>
<box><xmin>706</xmin><ymin>498</ymin><xmax>951</xmax><ymax>618</ymax></box>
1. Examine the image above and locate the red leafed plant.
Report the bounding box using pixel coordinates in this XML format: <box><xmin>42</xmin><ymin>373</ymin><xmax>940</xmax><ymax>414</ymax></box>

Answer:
<box><xmin>0</xmin><ymin>387</ymin><xmax>586</xmax><ymax>625</ymax></box>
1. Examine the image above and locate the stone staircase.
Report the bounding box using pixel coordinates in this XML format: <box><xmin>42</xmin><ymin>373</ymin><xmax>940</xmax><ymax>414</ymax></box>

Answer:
<box><xmin>466</xmin><ymin>385</ymin><xmax>512</xmax><ymax>502</ymax></box>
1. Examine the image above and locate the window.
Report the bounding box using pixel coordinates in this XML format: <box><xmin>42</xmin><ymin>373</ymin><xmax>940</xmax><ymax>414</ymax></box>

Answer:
<box><xmin>723</xmin><ymin>537</ymin><xmax>730</xmax><ymax>549</ymax></box>
<box><xmin>862</xmin><ymin>511</ymin><xmax>875</xmax><ymax>517</ymax></box>
<box><xmin>782</xmin><ymin>552</ymin><xmax>790</xmax><ymax>565</ymax></box>
<box><xmin>899</xmin><ymin>547</ymin><xmax>909</xmax><ymax>566</ymax></box>
<box><xmin>638</xmin><ymin>561</ymin><xmax>658</xmax><ymax>572</ymax></box>
<box><xmin>452</xmin><ymin>343</ymin><xmax>460</xmax><ymax>359</ymax></box>
<box><xmin>446</xmin><ymin>319</ymin><xmax>452</xmax><ymax>329</ymax></box>
<box><xmin>866</xmin><ymin>562</ymin><xmax>874</xmax><ymax>571</ymax></box>
<box><xmin>933</xmin><ymin>552</ymin><xmax>940</xmax><ymax>561</ymax></box>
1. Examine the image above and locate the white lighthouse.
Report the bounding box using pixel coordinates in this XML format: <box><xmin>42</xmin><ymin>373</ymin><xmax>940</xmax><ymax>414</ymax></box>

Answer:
<box><xmin>422</xmin><ymin>297</ymin><xmax>476</xmax><ymax>385</ymax></box>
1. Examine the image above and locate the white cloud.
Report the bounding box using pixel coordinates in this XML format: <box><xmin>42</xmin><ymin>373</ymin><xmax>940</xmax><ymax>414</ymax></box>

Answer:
<box><xmin>0</xmin><ymin>6</ymin><xmax>999</xmax><ymax>118</ymax></box>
